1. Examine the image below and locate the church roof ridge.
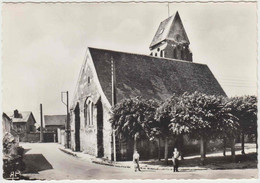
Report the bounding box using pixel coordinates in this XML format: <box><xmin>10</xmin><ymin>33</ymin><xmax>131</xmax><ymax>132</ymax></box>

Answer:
<box><xmin>88</xmin><ymin>46</ymin><xmax>205</xmax><ymax>66</ymax></box>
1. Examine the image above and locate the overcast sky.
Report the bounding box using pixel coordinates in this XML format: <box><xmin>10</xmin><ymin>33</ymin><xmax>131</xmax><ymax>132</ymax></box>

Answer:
<box><xmin>2</xmin><ymin>2</ymin><xmax>257</xmax><ymax>124</ymax></box>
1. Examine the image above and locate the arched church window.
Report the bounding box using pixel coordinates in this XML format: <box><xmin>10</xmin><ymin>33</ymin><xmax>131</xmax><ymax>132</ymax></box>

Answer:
<box><xmin>181</xmin><ymin>49</ymin><xmax>184</xmax><ymax>60</ymax></box>
<box><xmin>84</xmin><ymin>98</ymin><xmax>93</xmax><ymax>127</ymax></box>
<box><xmin>173</xmin><ymin>48</ymin><xmax>177</xmax><ymax>58</ymax></box>
<box><xmin>90</xmin><ymin>102</ymin><xmax>94</xmax><ymax>125</ymax></box>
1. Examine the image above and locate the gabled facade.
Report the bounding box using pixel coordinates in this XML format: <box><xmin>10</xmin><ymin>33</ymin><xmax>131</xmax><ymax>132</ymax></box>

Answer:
<box><xmin>7</xmin><ymin>110</ymin><xmax>37</xmax><ymax>142</ymax></box>
<box><xmin>70</xmin><ymin>12</ymin><xmax>226</xmax><ymax>160</ymax></box>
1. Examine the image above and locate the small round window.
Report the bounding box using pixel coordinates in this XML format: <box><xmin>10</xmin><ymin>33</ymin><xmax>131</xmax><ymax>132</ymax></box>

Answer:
<box><xmin>175</xmin><ymin>34</ymin><xmax>181</xmax><ymax>42</ymax></box>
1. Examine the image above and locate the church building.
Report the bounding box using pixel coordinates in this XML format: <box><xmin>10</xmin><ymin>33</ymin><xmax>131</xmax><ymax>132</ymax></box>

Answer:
<box><xmin>69</xmin><ymin>12</ymin><xmax>226</xmax><ymax>160</ymax></box>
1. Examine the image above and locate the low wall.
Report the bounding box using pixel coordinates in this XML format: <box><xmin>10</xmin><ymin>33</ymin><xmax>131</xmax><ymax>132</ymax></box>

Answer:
<box><xmin>26</xmin><ymin>132</ymin><xmax>40</xmax><ymax>143</ymax></box>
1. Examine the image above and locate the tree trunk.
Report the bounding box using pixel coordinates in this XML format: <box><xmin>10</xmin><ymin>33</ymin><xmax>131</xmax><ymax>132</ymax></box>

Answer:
<box><xmin>179</xmin><ymin>135</ymin><xmax>184</xmax><ymax>160</ymax></box>
<box><xmin>203</xmin><ymin>139</ymin><xmax>207</xmax><ymax>158</ymax></box>
<box><xmin>231</xmin><ymin>137</ymin><xmax>236</xmax><ymax>162</ymax></box>
<box><xmin>241</xmin><ymin>131</ymin><xmax>245</xmax><ymax>155</ymax></box>
<box><xmin>134</xmin><ymin>134</ymin><xmax>137</xmax><ymax>152</ymax></box>
<box><xmin>255</xmin><ymin>132</ymin><xmax>258</xmax><ymax>154</ymax></box>
<box><xmin>158</xmin><ymin>137</ymin><xmax>161</xmax><ymax>161</ymax></box>
<box><xmin>223</xmin><ymin>137</ymin><xmax>226</xmax><ymax>156</ymax></box>
<box><xmin>164</xmin><ymin>137</ymin><xmax>168</xmax><ymax>165</ymax></box>
<box><xmin>200</xmin><ymin>136</ymin><xmax>205</xmax><ymax>165</ymax></box>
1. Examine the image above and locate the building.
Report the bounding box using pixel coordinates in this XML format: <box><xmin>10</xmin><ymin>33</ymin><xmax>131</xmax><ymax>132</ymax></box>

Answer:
<box><xmin>150</xmin><ymin>11</ymin><xmax>192</xmax><ymax>61</ymax></box>
<box><xmin>69</xmin><ymin>12</ymin><xmax>226</xmax><ymax>160</ymax></box>
<box><xmin>7</xmin><ymin>110</ymin><xmax>36</xmax><ymax>142</ymax></box>
<box><xmin>2</xmin><ymin>113</ymin><xmax>12</xmax><ymax>134</ymax></box>
<box><xmin>44</xmin><ymin>115</ymin><xmax>66</xmax><ymax>142</ymax></box>
<box><xmin>2</xmin><ymin>112</ymin><xmax>19</xmax><ymax>142</ymax></box>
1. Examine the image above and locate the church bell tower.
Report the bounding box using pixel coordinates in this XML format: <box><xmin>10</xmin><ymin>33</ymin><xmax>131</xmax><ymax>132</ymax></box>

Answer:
<box><xmin>149</xmin><ymin>11</ymin><xmax>193</xmax><ymax>62</ymax></box>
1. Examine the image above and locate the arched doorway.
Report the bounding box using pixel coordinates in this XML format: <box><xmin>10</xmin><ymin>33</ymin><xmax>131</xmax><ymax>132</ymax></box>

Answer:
<box><xmin>74</xmin><ymin>103</ymin><xmax>81</xmax><ymax>151</ymax></box>
<box><xmin>96</xmin><ymin>100</ymin><xmax>104</xmax><ymax>157</ymax></box>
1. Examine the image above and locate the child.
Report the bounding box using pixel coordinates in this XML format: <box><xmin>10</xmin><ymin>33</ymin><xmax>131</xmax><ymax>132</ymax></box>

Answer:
<box><xmin>133</xmin><ymin>150</ymin><xmax>141</xmax><ymax>172</ymax></box>
<box><xmin>172</xmin><ymin>148</ymin><xmax>180</xmax><ymax>172</ymax></box>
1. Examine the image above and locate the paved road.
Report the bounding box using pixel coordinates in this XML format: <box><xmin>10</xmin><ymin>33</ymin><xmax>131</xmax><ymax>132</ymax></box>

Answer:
<box><xmin>20</xmin><ymin>143</ymin><xmax>258</xmax><ymax>180</ymax></box>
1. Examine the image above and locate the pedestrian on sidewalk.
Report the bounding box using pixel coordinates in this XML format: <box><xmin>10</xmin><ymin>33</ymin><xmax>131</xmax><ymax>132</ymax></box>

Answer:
<box><xmin>172</xmin><ymin>148</ymin><xmax>180</xmax><ymax>172</ymax></box>
<box><xmin>133</xmin><ymin>150</ymin><xmax>141</xmax><ymax>172</ymax></box>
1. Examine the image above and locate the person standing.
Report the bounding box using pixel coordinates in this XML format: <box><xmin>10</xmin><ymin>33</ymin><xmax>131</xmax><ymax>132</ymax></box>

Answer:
<box><xmin>172</xmin><ymin>148</ymin><xmax>180</xmax><ymax>172</ymax></box>
<box><xmin>133</xmin><ymin>150</ymin><xmax>141</xmax><ymax>172</ymax></box>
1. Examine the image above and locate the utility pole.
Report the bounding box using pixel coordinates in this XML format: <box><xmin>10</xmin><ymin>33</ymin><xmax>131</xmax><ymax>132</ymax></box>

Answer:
<box><xmin>40</xmin><ymin>104</ymin><xmax>44</xmax><ymax>142</ymax></box>
<box><xmin>61</xmin><ymin>91</ymin><xmax>70</xmax><ymax>148</ymax></box>
<box><xmin>111</xmin><ymin>57</ymin><xmax>117</xmax><ymax>162</ymax></box>
<box><xmin>167</xmin><ymin>2</ymin><xmax>170</xmax><ymax>17</ymax></box>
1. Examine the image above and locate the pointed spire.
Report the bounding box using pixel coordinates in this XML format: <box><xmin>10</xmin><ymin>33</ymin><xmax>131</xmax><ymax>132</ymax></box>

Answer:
<box><xmin>150</xmin><ymin>11</ymin><xmax>190</xmax><ymax>49</ymax></box>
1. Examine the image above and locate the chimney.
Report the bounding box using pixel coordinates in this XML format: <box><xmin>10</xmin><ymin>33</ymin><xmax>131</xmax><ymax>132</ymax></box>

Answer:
<box><xmin>14</xmin><ymin>109</ymin><xmax>19</xmax><ymax>118</ymax></box>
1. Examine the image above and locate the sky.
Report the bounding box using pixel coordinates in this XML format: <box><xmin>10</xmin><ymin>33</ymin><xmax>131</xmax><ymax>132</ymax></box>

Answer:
<box><xmin>2</xmin><ymin>2</ymin><xmax>257</xmax><ymax>124</ymax></box>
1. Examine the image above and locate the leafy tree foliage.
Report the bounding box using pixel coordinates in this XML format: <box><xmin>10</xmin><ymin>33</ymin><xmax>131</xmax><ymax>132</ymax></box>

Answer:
<box><xmin>228</xmin><ymin>95</ymin><xmax>257</xmax><ymax>154</ymax></box>
<box><xmin>110</xmin><ymin>97</ymin><xmax>158</xmax><ymax>151</ymax></box>
<box><xmin>110</xmin><ymin>92</ymin><xmax>257</xmax><ymax>164</ymax></box>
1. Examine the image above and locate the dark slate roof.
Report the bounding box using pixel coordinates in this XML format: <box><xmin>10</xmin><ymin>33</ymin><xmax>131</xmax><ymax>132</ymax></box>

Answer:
<box><xmin>2</xmin><ymin>112</ymin><xmax>11</xmax><ymax>121</ymax></box>
<box><xmin>89</xmin><ymin>47</ymin><xmax>226</xmax><ymax>104</ymax></box>
<box><xmin>150</xmin><ymin>11</ymin><xmax>190</xmax><ymax>49</ymax></box>
<box><xmin>44</xmin><ymin>115</ymin><xmax>66</xmax><ymax>126</ymax></box>
<box><xmin>6</xmin><ymin>111</ymin><xmax>35</xmax><ymax>123</ymax></box>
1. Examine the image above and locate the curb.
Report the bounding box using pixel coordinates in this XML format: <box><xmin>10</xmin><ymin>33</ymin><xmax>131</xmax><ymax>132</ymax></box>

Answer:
<box><xmin>59</xmin><ymin>148</ymin><xmax>78</xmax><ymax>157</ymax></box>
<box><xmin>91</xmin><ymin>160</ymin><xmax>208</xmax><ymax>171</ymax></box>
<box><xmin>59</xmin><ymin>148</ymin><xmax>209</xmax><ymax>171</ymax></box>
<box><xmin>92</xmin><ymin>160</ymin><xmax>131</xmax><ymax>168</ymax></box>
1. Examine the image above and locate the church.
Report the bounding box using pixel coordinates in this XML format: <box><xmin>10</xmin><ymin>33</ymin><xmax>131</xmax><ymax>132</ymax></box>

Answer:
<box><xmin>69</xmin><ymin>12</ymin><xmax>226</xmax><ymax>160</ymax></box>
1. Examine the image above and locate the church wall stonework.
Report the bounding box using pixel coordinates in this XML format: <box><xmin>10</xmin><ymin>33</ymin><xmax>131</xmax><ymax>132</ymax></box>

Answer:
<box><xmin>70</xmin><ymin>58</ymin><xmax>113</xmax><ymax>159</ymax></box>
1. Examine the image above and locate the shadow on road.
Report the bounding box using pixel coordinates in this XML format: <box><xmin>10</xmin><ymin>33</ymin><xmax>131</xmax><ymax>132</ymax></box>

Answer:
<box><xmin>23</xmin><ymin>148</ymin><xmax>31</xmax><ymax>154</ymax></box>
<box><xmin>22</xmin><ymin>154</ymin><xmax>53</xmax><ymax>174</ymax></box>
<box><xmin>142</xmin><ymin>153</ymin><xmax>257</xmax><ymax>170</ymax></box>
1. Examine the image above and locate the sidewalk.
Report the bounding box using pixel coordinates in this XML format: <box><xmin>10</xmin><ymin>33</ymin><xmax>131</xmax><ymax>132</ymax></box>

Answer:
<box><xmin>58</xmin><ymin>143</ymin><xmax>257</xmax><ymax>172</ymax></box>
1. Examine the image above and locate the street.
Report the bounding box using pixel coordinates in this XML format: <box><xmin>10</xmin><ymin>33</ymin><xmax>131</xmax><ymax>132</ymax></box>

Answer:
<box><xmin>20</xmin><ymin>143</ymin><xmax>258</xmax><ymax>180</ymax></box>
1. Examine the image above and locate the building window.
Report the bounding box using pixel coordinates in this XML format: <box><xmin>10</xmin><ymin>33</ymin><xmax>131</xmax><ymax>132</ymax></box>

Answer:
<box><xmin>160</xmin><ymin>51</ymin><xmax>163</xmax><ymax>57</ymax></box>
<box><xmin>29</xmin><ymin>125</ymin><xmax>33</xmax><ymax>132</ymax></box>
<box><xmin>155</xmin><ymin>53</ymin><xmax>157</xmax><ymax>57</ymax></box>
<box><xmin>84</xmin><ymin>98</ymin><xmax>94</xmax><ymax>127</ymax></box>
<box><xmin>16</xmin><ymin>124</ymin><xmax>21</xmax><ymax>132</ymax></box>
<box><xmin>88</xmin><ymin>77</ymin><xmax>91</xmax><ymax>84</ymax></box>
<box><xmin>159</xmin><ymin>28</ymin><xmax>164</xmax><ymax>34</ymax></box>
<box><xmin>173</xmin><ymin>48</ymin><xmax>177</xmax><ymax>58</ymax></box>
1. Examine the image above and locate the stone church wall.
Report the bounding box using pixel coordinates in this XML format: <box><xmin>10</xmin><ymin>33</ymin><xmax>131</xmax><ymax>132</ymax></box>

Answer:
<box><xmin>70</xmin><ymin>58</ymin><xmax>113</xmax><ymax>159</ymax></box>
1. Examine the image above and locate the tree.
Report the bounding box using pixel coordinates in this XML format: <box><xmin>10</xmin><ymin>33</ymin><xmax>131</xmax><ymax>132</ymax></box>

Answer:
<box><xmin>110</xmin><ymin>97</ymin><xmax>158</xmax><ymax>153</ymax></box>
<box><xmin>213</xmin><ymin>96</ymin><xmax>240</xmax><ymax>160</ymax></box>
<box><xmin>228</xmin><ymin>96</ymin><xmax>257</xmax><ymax>155</ymax></box>
<box><xmin>178</xmin><ymin>92</ymin><xmax>225</xmax><ymax>164</ymax></box>
<box><xmin>154</xmin><ymin>94</ymin><xmax>181</xmax><ymax>164</ymax></box>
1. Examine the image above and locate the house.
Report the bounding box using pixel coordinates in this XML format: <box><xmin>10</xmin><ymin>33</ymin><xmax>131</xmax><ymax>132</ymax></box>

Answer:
<box><xmin>69</xmin><ymin>12</ymin><xmax>226</xmax><ymax>160</ymax></box>
<box><xmin>7</xmin><ymin>110</ymin><xmax>36</xmax><ymax>142</ymax></box>
<box><xmin>2</xmin><ymin>113</ymin><xmax>12</xmax><ymax>134</ymax></box>
<box><xmin>44</xmin><ymin>115</ymin><xmax>66</xmax><ymax>142</ymax></box>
